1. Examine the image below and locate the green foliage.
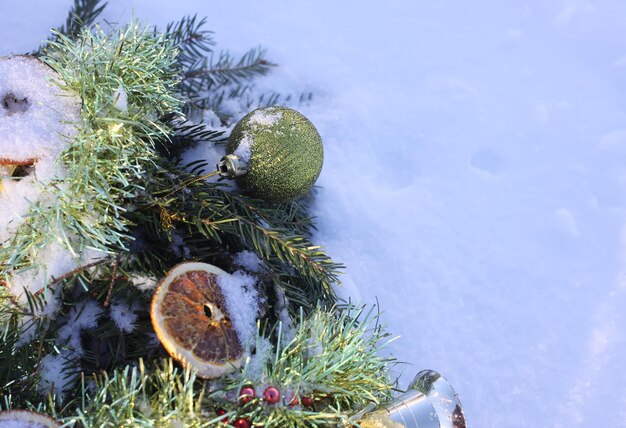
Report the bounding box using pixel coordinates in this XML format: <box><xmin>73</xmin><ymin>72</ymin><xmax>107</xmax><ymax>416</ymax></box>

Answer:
<box><xmin>164</xmin><ymin>14</ymin><xmax>311</xmax><ymax>125</ymax></box>
<box><xmin>59</xmin><ymin>306</ymin><xmax>395</xmax><ymax>427</ymax></box>
<box><xmin>36</xmin><ymin>0</ymin><xmax>107</xmax><ymax>54</ymax></box>
<box><xmin>216</xmin><ymin>306</ymin><xmax>397</xmax><ymax>428</ymax></box>
<box><xmin>55</xmin><ymin>0</ymin><xmax>108</xmax><ymax>41</ymax></box>
<box><xmin>124</xmin><ymin>158</ymin><xmax>341</xmax><ymax>314</ymax></box>
<box><xmin>0</xmin><ymin>22</ymin><xmax>182</xmax><ymax>279</ymax></box>
<box><xmin>0</xmin><ymin>4</ymin><xmax>398</xmax><ymax>427</ymax></box>
<box><xmin>166</xmin><ymin>15</ymin><xmax>215</xmax><ymax>70</ymax></box>
<box><xmin>46</xmin><ymin>22</ymin><xmax>181</xmax><ymax>248</ymax></box>
<box><xmin>0</xmin><ymin>290</ymin><xmax>55</xmax><ymax>409</ymax></box>
<box><xmin>270</xmin><ymin>307</ymin><xmax>396</xmax><ymax>407</ymax></box>
<box><xmin>69</xmin><ymin>360</ymin><xmax>205</xmax><ymax>427</ymax></box>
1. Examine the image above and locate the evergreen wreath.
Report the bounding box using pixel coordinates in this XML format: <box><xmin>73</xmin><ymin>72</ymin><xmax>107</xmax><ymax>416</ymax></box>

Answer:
<box><xmin>0</xmin><ymin>1</ymin><xmax>463</xmax><ymax>427</ymax></box>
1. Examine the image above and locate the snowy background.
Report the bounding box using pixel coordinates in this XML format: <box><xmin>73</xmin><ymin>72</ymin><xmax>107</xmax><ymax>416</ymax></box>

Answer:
<box><xmin>2</xmin><ymin>1</ymin><xmax>626</xmax><ymax>426</ymax></box>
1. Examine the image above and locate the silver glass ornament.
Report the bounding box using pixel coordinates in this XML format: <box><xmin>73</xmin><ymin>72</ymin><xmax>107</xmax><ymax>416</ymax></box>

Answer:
<box><xmin>354</xmin><ymin>370</ymin><xmax>465</xmax><ymax>428</ymax></box>
<box><xmin>385</xmin><ymin>370</ymin><xmax>465</xmax><ymax>427</ymax></box>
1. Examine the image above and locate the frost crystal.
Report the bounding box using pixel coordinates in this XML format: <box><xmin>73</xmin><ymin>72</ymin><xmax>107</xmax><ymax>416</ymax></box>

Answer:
<box><xmin>248</xmin><ymin>107</ymin><xmax>282</xmax><ymax>127</ymax></box>
<box><xmin>130</xmin><ymin>275</ymin><xmax>158</xmax><ymax>292</ymax></box>
<box><xmin>38</xmin><ymin>350</ymin><xmax>76</xmax><ymax>401</ymax></box>
<box><xmin>233</xmin><ymin>250</ymin><xmax>264</xmax><ymax>273</ymax></box>
<box><xmin>57</xmin><ymin>300</ymin><xmax>104</xmax><ymax>354</ymax></box>
<box><xmin>110</xmin><ymin>298</ymin><xmax>138</xmax><ymax>333</ymax></box>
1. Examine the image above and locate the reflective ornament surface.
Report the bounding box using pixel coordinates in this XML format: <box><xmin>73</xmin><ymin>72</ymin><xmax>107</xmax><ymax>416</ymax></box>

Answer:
<box><xmin>384</xmin><ymin>370</ymin><xmax>466</xmax><ymax>428</ymax></box>
<box><xmin>220</xmin><ymin>106</ymin><xmax>324</xmax><ymax>202</ymax></box>
<box><xmin>355</xmin><ymin>370</ymin><xmax>466</xmax><ymax>428</ymax></box>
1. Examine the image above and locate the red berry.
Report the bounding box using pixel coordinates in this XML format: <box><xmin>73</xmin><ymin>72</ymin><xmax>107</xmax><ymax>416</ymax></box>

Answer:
<box><xmin>301</xmin><ymin>395</ymin><xmax>314</xmax><ymax>407</ymax></box>
<box><xmin>239</xmin><ymin>386</ymin><xmax>255</xmax><ymax>404</ymax></box>
<box><xmin>216</xmin><ymin>408</ymin><xmax>228</xmax><ymax>423</ymax></box>
<box><xmin>288</xmin><ymin>395</ymin><xmax>299</xmax><ymax>406</ymax></box>
<box><xmin>233</xmin><ymin>419</ymin><xmax>251</xmax><ymax>428</ymax></box>
<box><xmin>263</xmin><ymin>386</ymin><xmax>280</xmax><ymax>404</ymax></box>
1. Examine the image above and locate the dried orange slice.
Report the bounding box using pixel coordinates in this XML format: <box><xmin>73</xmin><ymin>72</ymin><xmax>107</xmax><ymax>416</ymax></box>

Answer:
<box><xmin>150</xmin><ymin>262</ymin><xmax>244</xmax><ymax>378</ymax></box>
<box><xmin>0</xmin><ymin>409</ymin><xmax>60</xmax><ymax>427</ymax></box>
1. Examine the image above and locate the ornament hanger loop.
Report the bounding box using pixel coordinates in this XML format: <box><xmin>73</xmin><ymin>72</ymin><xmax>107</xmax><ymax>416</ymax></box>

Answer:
<box><xmin>217</xmin><ymin>154</ymin><xmax>248</xmax><ymax>179</ymax></box>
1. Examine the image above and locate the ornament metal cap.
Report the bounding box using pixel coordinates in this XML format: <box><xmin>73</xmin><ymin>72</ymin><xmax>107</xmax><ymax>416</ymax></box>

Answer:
<box><xmin>383</xmin><ymin>370</ymin><xmax>466</xmax><ymax>428</ymax></box>
<box><xmin>217</xmin><ymin>154</ymin><xmax>248</xmax><ymax>178</ymax></box>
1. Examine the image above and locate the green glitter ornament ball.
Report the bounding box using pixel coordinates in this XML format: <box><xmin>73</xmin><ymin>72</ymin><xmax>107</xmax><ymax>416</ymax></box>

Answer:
<box><xmin>222</xmin><ymin>106</ymin><xmax>324</xmax><ymax>202</ymax></box>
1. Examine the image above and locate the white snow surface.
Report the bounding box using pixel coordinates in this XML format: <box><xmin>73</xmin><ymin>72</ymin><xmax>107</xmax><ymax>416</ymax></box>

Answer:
<box><xmin>2</xmin><ymin>1</ymin><xmax>626</xmax><ymax>426</ymax></box>
<box><xmin>0</xmin><ymin>55</ymin><xmax>79</xmax><ymax>245</ymax></box>
<box><xmin>130</xmin><ymin>274</ymin><xmax>158</xmax><ymax>292</ymax></box>
<box><xmin>248</xmin><ymin>108</ymin><xmax>282</xmax><ymax>127</ymax></box>
<box><xmin>0</xmin><ymin>418</ymin><xmax>56</xmax><ymax>428</ymax></box>
<box><xmin>0</xmin><ymin>423</ymin><xmax>46</xmax><ymax>428</ymax></box>
<box><xmin>0</xmin><ymin>56</ymin><xmax>79</xmax><ymax>163</ymax></box>
<box><xmin>38</xmin><ymin>350</ymin><xmax>75</xmax><ymax>400</ymax></box>
<box><xmin>232</xmin><ymin>134</ymin><xmax>252</xmax><ymax>164</ymax></box>
<box><xmin>234</xmin><ymin>107</ymin><xmax>284</xmax><ymax>164</ymax></box>
<box><xmin>216</xmin><ymin>270</ymin><xmax>260</xmax><ymax>349</ymax></box>
<box><xmin>8</xmin><ymin>244</ymin><xmax>106</xmax><ymax>302</ymax></box>
<box><xmin>110</xmin><ymin>298</ymin><xmax>138</xmax><ymax>333</ymax></box>
<box><xmin>57</xmin><ymin>299</ymin><xmax>103</xmax><ymax>354</ymax></box>
<box><xmin>112</xmin><ymin>84</ymin><xmax>128</xmax><ymax>112</ymax></box>
<box><xmin>233</xmin><ymin>250</ymin><xmax>264</xmax><ymax>273</ymax></box>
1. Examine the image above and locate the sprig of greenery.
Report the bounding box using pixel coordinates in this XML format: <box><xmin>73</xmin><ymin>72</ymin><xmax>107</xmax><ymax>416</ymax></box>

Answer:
<box><xmin>185</xmin><ymin>47</ymin><xmax>274</xmax><ymax>84</ymax></box>
<box><xmin>55</xmin><ymin>306</ymin><xmax>395</xmax><ymax>427</ymax></box>
<box><xmin>0</xmin><ymin>288</ymin><xmax>56</xmax><ymax>409</ymax></box>
<box><xmin>55</xmin><ymin>0</ymin><xmax>108</xmax><ymax>40</ymax></box>
<box><xmin>36</xmin><ymin>0</ymin><xmax>107</xmax><ymax>55</ymax></box>
<box><xmin>69</xmin><ymin>359</ymin><xmax>205</xmax><ymax>427</ymax></box>
<box><xmin>123</xmin><ymin>158</ymin><xmax>341</xmax><ymax>314</ymax></box>
<box><xmin>219</xmin><ymin>306</ymin><xmax>397</xmax><ymax>427</ymax></box>
<box><xmin>166</xmin><ymin>15</ymin><xmax>215</xmax><ymax>70</ymax></box>
<box><xmin>1</xmin><ymin>22</ymin><xmax>182</xmax><ymax>282</ymax></box>
<box><xmin>165</xmin><ymin>15</ymin><xmax>299</xmax><ymax>124</ymax></box>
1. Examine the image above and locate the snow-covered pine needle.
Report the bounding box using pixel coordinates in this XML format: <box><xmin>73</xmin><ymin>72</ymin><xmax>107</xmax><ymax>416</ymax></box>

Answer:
<box><xmin>0</xmin><ymin>22</ymin><xmax>182</xmax><ymax>290</ymax></box>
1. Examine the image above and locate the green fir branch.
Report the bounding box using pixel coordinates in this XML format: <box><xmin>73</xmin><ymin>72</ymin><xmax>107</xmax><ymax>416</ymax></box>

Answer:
<box><xmin>185</xmin><ymin>48</ymin><xmax>274</xmax><ymax>84</ymax></box>
<box><xmin>158</xmin><ymin>114</ymin><xmax>227</xmax><ymax>157</ymax></box>
<box><xmin>218</xmin><ymin>306</ymin><xmax>396</xmax><ymax>426</ymax></box>
<box><xmin>56</xmin><ymin>306</ymin><xmax>395</xmax><ymax>427</ymax></box>
<box><xmin>0</xmin><ymin>290</ymin><xmax>55</xmax><ymax>408</ymax></box>
<box><xmin>164</xmin><ymin>16</ymin><xmax>310</xmax><ymax>125</ymax></box>
<box><xmin>56</xmin><ymin>0</ymin><xmax>108</xmax><ymax>40</ymax></box>
<box><xmin>180</xmin><ymin>47</ymin><xmax>275</xmax><ymax>122</ymax></box>
<box><xmin>1</xmin><ymin>23</ymin><xmax>183</xmax><ymax>282</ymax></box>
<box><xmin>166</xmin><ymin>15</ymin><xmax>215</xmax><ymax>70</ymax></box>
<box><xmin>124</xmin><ymin>160</ymin><xmax>341</xmax><ymax>312</ymax></box>
<box><xmin>36</xmin><ymin>0</ymin><xmax>108</xmax><ymax>55</ymax></box>
<box><xmin>194</xmin><ymin>85</ymin><xmax>313</xmax><ymax>126</ymax></box>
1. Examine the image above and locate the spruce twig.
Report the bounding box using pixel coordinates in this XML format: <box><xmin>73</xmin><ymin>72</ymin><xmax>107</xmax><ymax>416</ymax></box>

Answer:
<box><xmin>36</xmin><ymin>0</ymin><xmax>107</xmax><ymax>55</ymax></box>
<box><xmin>1</xmin><ymin>23</ymin><xmax>182</xmax><ymax>285</ymax></box>
<box><xmin>57</xmin><ymin>306</ymin><xmax>395</xmax><ymax>427</ymax></box>
<box><xmin>56</xmin><ymin>0</ymin><xmax>108</xmax><ymax>40</ymax></box>
<box><xmin>125</xmin><ymin>161</ymin><xmax>341</xmax><ymax>313</ymax></box>
<box><xmin>184</xmin><ymin>48</ymin><xmax>275</xmax><ymax>83</ymax></box>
